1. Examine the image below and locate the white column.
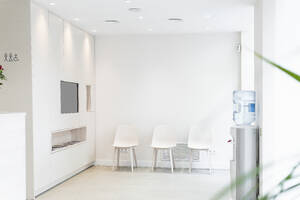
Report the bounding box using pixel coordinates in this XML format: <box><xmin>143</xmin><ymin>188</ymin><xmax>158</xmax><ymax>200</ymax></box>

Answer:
<box><xmin>254</xmin><ymin>0</ymin><xmax>300</xmax><ymax>198</ymax></box>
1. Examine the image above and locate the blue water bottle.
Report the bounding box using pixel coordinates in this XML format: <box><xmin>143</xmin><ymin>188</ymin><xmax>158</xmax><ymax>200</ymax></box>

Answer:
<box><xmin>233</xmin><ymin>90</ymin><xmax>256</xmax><ymax>125</ymax></box>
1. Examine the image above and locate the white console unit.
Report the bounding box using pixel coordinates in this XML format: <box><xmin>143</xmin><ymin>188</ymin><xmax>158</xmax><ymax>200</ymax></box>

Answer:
<box><xmin>0</xmin><ymin>113</ymin><xmax>26</xmax><ymax>200</ymax></box>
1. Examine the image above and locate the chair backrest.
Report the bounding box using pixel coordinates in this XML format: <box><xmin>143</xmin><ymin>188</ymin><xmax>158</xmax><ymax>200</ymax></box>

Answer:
<box><xmin>151</xmin><ymin>125</ymin><xmax>177</xmax><ymax>147</ymax></box>
<box><xmin>188</xmin><ymin>125</ymin><xmax>212</xmax><ymax>148</ymax></box>
<box><xmin>113</xmin><ymin>125</ymin><xmax>139</xmax><ymax>147</ymax></box>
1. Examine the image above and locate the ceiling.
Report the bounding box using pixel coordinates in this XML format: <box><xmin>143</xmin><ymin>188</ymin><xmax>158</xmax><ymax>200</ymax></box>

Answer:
<box><xmin>33</xmin><ymin>0</ymin><xmax>255</xmax><ymax>35</ymax></box>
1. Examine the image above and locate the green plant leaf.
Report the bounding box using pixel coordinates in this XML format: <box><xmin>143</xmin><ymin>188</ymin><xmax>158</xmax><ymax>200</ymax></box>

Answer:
<box><xmin>255</xmin><ymin>52</ymin><xmax>300</xmax><ymax>82</ymax></box>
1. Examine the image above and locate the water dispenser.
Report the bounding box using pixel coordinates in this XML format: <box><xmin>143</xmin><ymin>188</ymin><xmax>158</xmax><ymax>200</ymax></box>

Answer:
<box><xmin>230</xmin><ymin>90</ymin><xmax>259</xmax><ymax>200</ymax></box>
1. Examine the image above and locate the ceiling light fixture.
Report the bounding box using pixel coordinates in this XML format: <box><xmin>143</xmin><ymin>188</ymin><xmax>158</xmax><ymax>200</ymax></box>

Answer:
<box><xmin>203</xmin><ymin>14</ymin><xmax>213</xmax><ymax>19</ymax></box>
<box><xmin>128</xmin><ymin>8</ymin><xmax>142</xmax><ymax>12</ymax></box>
<box><xmin>49</xmin><ymin>2</ymin><xmax>56</xmax><ymax>6</ymax></box>
<box><xmin>138</xmin><ymin>16</ymin><xmax>144</xmax><ymax>20</ymax></box>
<box><xmin>124</xmin><ymin>0</ymin><xmax>132</xmax><ymax>3</ymax></box>
<box><xmin>73</xmin><ymin>18</ymin><xmax>80</xmax><ymax>21</ymax></box>
<box><xmin>92</xmin><ymin>30</ymin><xmax>97</xmax><ymax>33</ymax></box>
<box><xmin>168</xmin><ymin>18</ymin><xmax>184</xmax><ymax>22</ymax></box>
<box><xmin>148</xmin><ymin>28</ymin><xmax>153</xmax><ymax>32</ymax></box>
<box><xmin>104</xmin><ymin>20</ymin><xmax>120</xmax><ymax>24</ymax></box>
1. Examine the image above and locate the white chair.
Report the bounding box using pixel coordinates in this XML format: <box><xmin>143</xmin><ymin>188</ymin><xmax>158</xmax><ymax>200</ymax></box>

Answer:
<box><xmin>188</xmin><ymin>126</ymin><xmax>213</xmax><ymax>173</ymax></box>
<box><xmin>112</xmin><ymin>125</ymin><xmax>139</xmax><ymax>172</ymax></box>
<box><xmin>151</xmin><ymin>125</ymin><xmax>177</xmax><ymax>173</ymax></box>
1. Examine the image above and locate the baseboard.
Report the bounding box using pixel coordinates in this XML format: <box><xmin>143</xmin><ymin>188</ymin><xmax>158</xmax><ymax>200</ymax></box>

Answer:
<box><xmin>95</xmin><ymin>159</ymin><xmax>229</xmax><ymax>170</ymax></box>
<box><xmin>35</xmin><ymin>161</ymin><xmax>95</xmax><ymax>198</ymax></box>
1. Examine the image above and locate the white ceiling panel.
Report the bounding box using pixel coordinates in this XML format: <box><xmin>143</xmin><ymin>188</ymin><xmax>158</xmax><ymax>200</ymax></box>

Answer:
<box><xmin>33</xmin><ymin>0</ymin><xmax>255</xmax><ymax>35</ymax></box>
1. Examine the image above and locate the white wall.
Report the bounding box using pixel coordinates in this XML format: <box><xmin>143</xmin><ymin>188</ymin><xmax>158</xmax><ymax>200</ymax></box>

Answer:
<box><xmin>0</xmin><ymin>0</ymin><xmax>34</xmax><ymax>199</ymax></box>
<box><xmin>255</xmin><ymin>0</ymin><xmax>300</xmax><ymax>198</ymax></box>
<box><xmin>31</xmin><ymin>3</ymin><xmax>96</xmax><ymax>195</ymax></box>
<box><xmin>241</xmin><ymin>29</ymin><xmax>255</xmax><ymax>90</ymax></box>
<box><xmin>96</xmin><ymin>34</ymin><xmax>241</xmax><ymax>169</ymax></box>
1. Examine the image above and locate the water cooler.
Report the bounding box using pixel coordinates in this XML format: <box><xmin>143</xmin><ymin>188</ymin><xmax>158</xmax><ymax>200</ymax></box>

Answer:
<box><xmin>230</xmin><ymin>91</ymin><xmax>259</xmax><ymax>200</ymax></box>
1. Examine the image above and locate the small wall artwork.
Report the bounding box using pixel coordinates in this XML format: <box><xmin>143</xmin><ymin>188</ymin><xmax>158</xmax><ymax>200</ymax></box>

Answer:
<box><xmin>3</xmin><ymin>52</ymin><xmax>19</xmax><ymax>63</ymax></box>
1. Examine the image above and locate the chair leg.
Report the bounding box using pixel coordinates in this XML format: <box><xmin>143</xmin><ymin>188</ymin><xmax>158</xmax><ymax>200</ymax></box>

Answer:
<box><xmin>154</xmin><ymin>149</ymin><xmax>158</xmax><ymax>169</ymax></box>
<box><xmin>133</xmin><ymin>148</ymin><xmax>138</xmax><ymax>168</ymax></box>
<box><xmin>152</xmin><ymin>148</ymin><xmax>157</xmax><ymax>171</ymax></box>
<box><xmin>117</xmin><ymin>148</ymin><xmax>120</xmax><ymax>169</ymax></box>
<box><xmin>172</xmin><ymin>149</ymin><xmax>175</xmax><ymax>169</ymax></box>
<box><xmin>189</xmin><ymin>149</ymin><xmax>193</xmax><ymax>173</ymax></box>
<box><xmin>112</xmin><ymin>147</ymin><xmax>117</xmax><ymax>171</ymax></box>
<box><xmin>129</xmin><ymin>147</ymin><xmax>134</xmax><ymax>172</ymax></box>
<box><xmin>169</xmin><ymin>148</ymin><xmax>174</xmax><ymax>173</ymax></box>
<box><xmin>208</xmin><ymin>150</ymin><xmax>213</xmax><ymax>175</ymax></box>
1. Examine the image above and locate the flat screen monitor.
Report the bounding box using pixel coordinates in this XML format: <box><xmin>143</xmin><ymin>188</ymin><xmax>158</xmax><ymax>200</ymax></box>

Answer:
<box><xmin>61</xmin><ymin>81</ymin><xmax>79</xmax><ymax>114</ymax></box>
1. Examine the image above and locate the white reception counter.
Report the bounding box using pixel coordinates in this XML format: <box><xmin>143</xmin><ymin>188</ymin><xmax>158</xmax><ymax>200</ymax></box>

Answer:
<box><xmin>0</xmin><ymin>112</ymin><xmax>26</xmax><ymax>200</ymax></box>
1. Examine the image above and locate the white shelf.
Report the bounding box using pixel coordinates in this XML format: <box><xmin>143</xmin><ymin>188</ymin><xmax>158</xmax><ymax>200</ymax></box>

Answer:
<box><xmin>51</xmin><ymin>141</ymin><xmax>86</xmax><ymax>154</ymax></box>
<box><xmin>51</xmin><ymin>126</ymin><xmax>87</xmax><ymax>153</ymax></box>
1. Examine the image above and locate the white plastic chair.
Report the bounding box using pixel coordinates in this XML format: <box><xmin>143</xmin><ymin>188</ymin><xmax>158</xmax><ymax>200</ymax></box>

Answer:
<box><xmin>112</xmin><ymin>125</ymin><xmax>139</xmax><ymax>172</ymax></box>
<box><xmin>151</xmin><ymin>125</ymin><xmax>177</xmax><ymax>173</ymax></box>
<box><xmin>188</xmin><ymin>126</ymin><xmax>213</xmax><ymax>173</ymax></box>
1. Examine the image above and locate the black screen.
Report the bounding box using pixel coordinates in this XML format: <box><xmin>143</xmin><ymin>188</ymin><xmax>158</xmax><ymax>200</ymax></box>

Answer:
<box><xmin>61</xmin><ymin>81</ymin><xmax>79</xmax><ymax>113</ymax></box>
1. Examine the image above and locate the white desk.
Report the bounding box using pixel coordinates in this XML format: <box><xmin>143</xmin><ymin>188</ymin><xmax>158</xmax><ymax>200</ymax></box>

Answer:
<box><xmin>0</xmin><ymin>112</ymin><xmax>26</xmax><ymax>200</ymax></box>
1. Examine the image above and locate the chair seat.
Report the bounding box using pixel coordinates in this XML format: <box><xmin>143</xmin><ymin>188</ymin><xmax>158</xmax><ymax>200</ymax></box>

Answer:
<box><xmin>113</xmin><ymin>144</ymin><xmax>138</xmax><ymax>148</ymax></box>
<box><xmin>151</xmin><ymin>144</ymin><xmax>176</xmax><ymax>149</ymax></box>
<box><xmin>188</xmin><ymin>145</ymin><xmax>210</xmax><ymax>150</ymax></box>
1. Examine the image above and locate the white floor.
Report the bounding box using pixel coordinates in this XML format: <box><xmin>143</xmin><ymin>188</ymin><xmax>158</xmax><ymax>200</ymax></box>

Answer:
<box><xmin>37</xmin><ymin>167</ymin><xmax>231</xmax><ymax>200</ymax></box>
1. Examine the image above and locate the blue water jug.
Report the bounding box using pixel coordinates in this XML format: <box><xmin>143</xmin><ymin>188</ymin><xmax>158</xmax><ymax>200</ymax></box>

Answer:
<box><xmin>233</xmin><ymin>90</ymin><xmax>256</xmax><ymax>125</ymax></box>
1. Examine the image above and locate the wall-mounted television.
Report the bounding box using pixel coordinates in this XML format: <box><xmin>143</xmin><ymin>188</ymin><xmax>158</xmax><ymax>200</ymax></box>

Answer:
<box><xmin>60</xmin><ymin>81</ymin><xmax>79</xmax><ymax>114</ymax></box>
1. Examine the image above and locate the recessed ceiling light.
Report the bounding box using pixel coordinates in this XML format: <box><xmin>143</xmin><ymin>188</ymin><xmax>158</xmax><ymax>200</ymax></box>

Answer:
<box><xmin>203</xmin><ymin>14</ymin><xmax>213</xmax><ymax>19</ymax></box>
<box><xmin>92</xmin><ymin>30</ymin><xmax>97</xmax><ymax>33</ymax></box>
<box><xmin>73</xmin><ymin>18</ymin><xmax>80</xmax><ymax>21</ymax></box>
<box><xmin>138</xmin><ymin>16</ymin><xmax>144</xmax><ymax>20</ymax></box>
<box><xmin>168</xmin><ymin>18</ymin><xmax>184</xmax><ymax>22</ymax></box>
<box><xmin>49</xmin><ymin>2</ymin><xmax>56</xmax><ymax>6</ymax></box>
<box><xmin>148</xmin><ymin>28</ymin><xmax>153</xmax><ymax>32</ymax></box>
<box><xmin>124</xmin><ymin>0</ymin><xmax>132</xmax><ymax>3</ymax></box>
<box><xmin>104</xmin><ymin>20</ymin><xmax>120</xmax><ymax>24</ymax></box>
<box><xmin>128</xmin><ymin>8</ymin><xmax>142</xmax><ymax>12</ymax></box>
